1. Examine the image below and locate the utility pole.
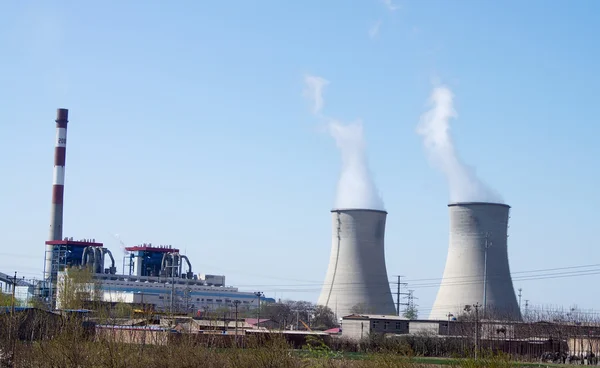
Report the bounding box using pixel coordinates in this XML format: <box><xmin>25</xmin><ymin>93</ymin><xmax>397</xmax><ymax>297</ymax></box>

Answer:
<box><xmin>394</xmin><ymin>275</ymin><xmax>408</xmax><ymax>316</ymax></box>
<box><xmin>482</xmin><ymin>232</ymin><xmax>492</xmax><ymax>318</ymax></box>
<box><xmin>170</xmin><ymin>261</ymin><xmax>176</xmax><ymax>316</ymax></box>
<box><xmin>473</xmin><ymin>302</ymin><xmax>480</xmax><ymax>359</ymax></box>
<box><xmin>518</xmin><ymin>288</ymin><xmax>522</xmax><ymax>311</ymax></box>
<box><xmin>11</xmin><ymin>272</ymin><xmax>17</xmax><ymax>315</ymax></box>
<box><xmin>10</xmin><ymin>271</ymin><xmax>17</xmax><ymax>367</ymax></box>
<box><xmin>254</xmin><ymin>291</ymin><xmax>263</xmax><ymax>329</ymax></box>
<box><xmin>233</xmin><ymin>300</ymin><xmax>240</xmax><ymax>346</ymax></box>
<box><xmin>525</xmin><ymin>300</ymin><xmax>529</xmax><ymax>319</ymax></box>
<box><xmin>447</xmin><ymin>313</ymin><xmax>454</xmax><ymax>336</ymax></box>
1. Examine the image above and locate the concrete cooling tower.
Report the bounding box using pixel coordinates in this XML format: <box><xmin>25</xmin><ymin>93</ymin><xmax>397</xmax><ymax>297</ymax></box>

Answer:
<box><xmin>318</xmin><ymin>209</ymin><xmax>397</xmax><ymax>318</ymax></box>
<box><xmin>429</xmin><ymin>202</ymin><xmax>522</xmax><ymax>321</ymax></box>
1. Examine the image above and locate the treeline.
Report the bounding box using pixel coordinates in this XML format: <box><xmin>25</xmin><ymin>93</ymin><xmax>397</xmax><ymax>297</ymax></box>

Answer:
<box><xmin>254</xmin><ymin>300</ymin><xmax>338</xmax><ymax>330</ymax></box>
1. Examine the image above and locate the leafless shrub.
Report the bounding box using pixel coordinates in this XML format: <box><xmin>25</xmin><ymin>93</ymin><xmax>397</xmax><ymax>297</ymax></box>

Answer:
<box><xmin>2</xmin><ymin>304</ymin><xmax>600</xmax><ymax>367</ymax></box>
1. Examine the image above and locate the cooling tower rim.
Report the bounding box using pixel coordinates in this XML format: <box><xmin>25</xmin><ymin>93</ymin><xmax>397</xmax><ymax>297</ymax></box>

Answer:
<box><xmin>448</xmin><ymin>201</ymin><xmax>510</xmax><ymax>209</ymax></box>
<box><xmin>331</xmin><ymin>208</ymin><xmax>387</xmax><ymax>214</ymax></box>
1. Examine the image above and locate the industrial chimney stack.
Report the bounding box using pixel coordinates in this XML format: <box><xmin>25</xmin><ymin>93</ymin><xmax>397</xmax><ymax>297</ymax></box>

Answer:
<box><xmin>44</xmin><ymin>108</ymin><xmax>68</xmax><ymax>281</ymax></box>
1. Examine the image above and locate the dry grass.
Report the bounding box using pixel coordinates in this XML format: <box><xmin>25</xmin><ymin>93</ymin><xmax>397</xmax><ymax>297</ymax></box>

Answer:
<box><xmin>0</xmin><ymin>312</ymin><xmax>541</xmax><ymax>368</ymax></box>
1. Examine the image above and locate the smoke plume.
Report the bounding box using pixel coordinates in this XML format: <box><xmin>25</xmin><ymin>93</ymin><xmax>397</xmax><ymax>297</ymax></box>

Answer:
<box><xmin>417</xmin><ymin>85</ymin><xmax>503</xmax><ymax>203</ymax></box>
<box><xmin>303</xmin><ymin>75</ymin><xmax>384</xmax><ymax>210</ymax></box>
<box><xmin>303</xmin><ymin>75</ymin><xmax>329</xmax><ymax>115</ymax></box>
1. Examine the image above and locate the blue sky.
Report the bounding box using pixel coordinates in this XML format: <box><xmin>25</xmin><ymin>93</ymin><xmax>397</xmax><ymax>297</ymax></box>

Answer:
<box><xmin>1</xmin><ymin>0</ymin><xmax>599</xmax><ymax>316</ymax></box>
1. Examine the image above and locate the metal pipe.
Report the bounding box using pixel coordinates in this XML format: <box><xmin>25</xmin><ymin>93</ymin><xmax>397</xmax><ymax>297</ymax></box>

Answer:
<box><xmin>103</xmin><ymin>248</ymin><xmax>115</xmax><ymax>270</ymax></box>
<box><xmin>177</xmin><ymin>254</ymin><xmax>182</xmax><ymax>277</ymax></box>
<box><xmin>172</xmin><ymin>253</ymin><xmax>180</xmax><ymax>277</ymax></box>
<box><xmin>82</xmin><ymin>246</ymin><xmax>96</xmax><ymax>269</ymax></box>
<box><xmin>81</xmin><ymin>247</ymin><xmax>91</xmax><ymax>266</ymax></box>
<box><xmin>160</xmin><ymin>253</ymin><xmax>171</xmax><ymax>275</ymax></box>
<box><xmin>180</xmin><ymin>255</ymin><xmax>192</xmax><ymax>274</ymax></box>
<box><xmin>88</xmin><ymin>248</ymin><xmax>96</xmax><ymax>269</ymax></box>
<box><xmin>94</xmin><ymin>247</ymin><xmax>103</xmax><ymax>273</ymax></box>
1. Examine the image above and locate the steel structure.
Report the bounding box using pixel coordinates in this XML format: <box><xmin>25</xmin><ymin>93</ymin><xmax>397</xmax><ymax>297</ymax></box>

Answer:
<box><xmin>318</xmin><ymin>209</ymin><xmax>396</xmax><ymax>318</ymax></box>
<box><xmin>429</xmin><ymin>202</ymin><xmax>522</xmax><ymax>321</ymax></box>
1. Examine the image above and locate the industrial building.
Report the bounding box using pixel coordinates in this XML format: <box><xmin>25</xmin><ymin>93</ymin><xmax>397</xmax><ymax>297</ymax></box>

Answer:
<box><xmin>37</xmin><ymin>108</ymin><xmax>269</xmax><ymax>312</ymax></box>
<box><xmin>41</xmin><ymin>238</ymin><xmax>116</xmax><ymax>307</ymax></box>
<box><xmin>55</xmin><ymin>243</ymin><xmax>263</xmax><ymax>312</ymax></box>
<box><xmin>429</xmin><ymin>202</ymin><xmax>521</xmax><ymax>321</ymax></box>
<box><xmin>341</xmin><ymin>314</ymin><xmax>409</xmax><ymax>340</ymax></box>
<box><xmin>318</xmin><ymin>209</ymin><xmax>397</xmax><ymax>318</ymax></box>
<box><xmin>0</xmin><ymin>272</ymin><xmax>35</xmax><ymax>306</ymax></box>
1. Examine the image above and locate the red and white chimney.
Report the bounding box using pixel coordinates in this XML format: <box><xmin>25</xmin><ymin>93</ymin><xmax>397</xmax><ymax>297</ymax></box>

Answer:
<box><xmin>45</xmin><ymin>108</ymin><xmax>68</xmax><ymax>280</ymax></box>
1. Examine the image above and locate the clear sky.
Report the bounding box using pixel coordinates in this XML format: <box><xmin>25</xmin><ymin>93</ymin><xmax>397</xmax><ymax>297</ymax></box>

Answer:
<box><xmin>1</xmin><ymin>0</ymin><xmax>599</xmax><ymax>316</ymax></box>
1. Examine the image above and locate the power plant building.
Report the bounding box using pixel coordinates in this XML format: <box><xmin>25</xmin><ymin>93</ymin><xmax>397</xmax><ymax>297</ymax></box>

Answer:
<box><xmin>429</xmin><ymin>202</ymin><xmax>522</xmax><ymax>321</ymax></box>
<box><xmin>318</xmin><ymin>209</ymin><xmax>397</xmax><ymax>318</ymax></box>
<box><xmin>56</xmin><ymin>243</ymin><xmax>265</xmax><ymax>312</ymax></box>
<box><xmin>39</xmin><ymin>108</ymin><xmax>270</xmax><ymax>312</ymax></box>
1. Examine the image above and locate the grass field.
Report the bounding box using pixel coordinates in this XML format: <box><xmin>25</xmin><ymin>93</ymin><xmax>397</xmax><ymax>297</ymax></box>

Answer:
<box><xmin>294</xmin><ymin>350</ymin><xmax>569</xmax><ymax>368</ymax></box>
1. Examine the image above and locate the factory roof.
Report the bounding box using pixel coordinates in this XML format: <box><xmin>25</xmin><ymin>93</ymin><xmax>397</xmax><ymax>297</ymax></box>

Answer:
<box><xmin>341</xmin><ymin>314</ymin><xmax>408</xmax><ymax>321</ymax></box>
<box><xmin>246</xmin><ymin>329</ymin><xmax>330</xmax><ymax>336</ymax></box>
<box><xmin>125</xmin><ymin>245</ymin><xmax>180</xmax><ymax>253</ymax></box>
<box><xmin>96</xmin><ymin>324</ymin><xmax>173</xmax><ymax>331</ymax></box>
<box><xmin>45</xmin><ymin>239</ymin><xmax>103</xmax><ymax>247</ymax></box>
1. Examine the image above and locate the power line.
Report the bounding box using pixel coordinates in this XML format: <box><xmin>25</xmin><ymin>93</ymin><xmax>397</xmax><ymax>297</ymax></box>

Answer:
<box><xmin>250</xmin><ymin>268</ymin><xmax>600</xmax><ymax>293</ymax></box>
<box><xmin>231</xmin><ymin>262</ymin><xmax>600</xmax><ymax>288</ymax></box>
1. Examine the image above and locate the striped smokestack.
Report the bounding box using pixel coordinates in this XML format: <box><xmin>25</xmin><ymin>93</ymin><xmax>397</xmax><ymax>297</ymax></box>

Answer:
<box><xmin>45</xmin><ymin>108</ymin><xmax>68</xmax><ymax>281</ymax></box>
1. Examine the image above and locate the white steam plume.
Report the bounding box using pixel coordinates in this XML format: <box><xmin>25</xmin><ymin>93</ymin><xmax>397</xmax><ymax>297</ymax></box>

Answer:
<box><xmin>303</xmin><ymin>75</ymin><xmax>384</xmax><ymax>210</ymax></box>
<box><xmin>329</xmin><ymin>120</ymin><xmax>385</xmax><ymax>210</ymax></box>
<box><xmin>303</xmin><ymin>75</ymin><xmax>329</xmax><ymax>115</ymax></box>
<box><xmin>417</xmin><ymin>85</ymin><xmax>503</xmax><ymax>204</ymax></box>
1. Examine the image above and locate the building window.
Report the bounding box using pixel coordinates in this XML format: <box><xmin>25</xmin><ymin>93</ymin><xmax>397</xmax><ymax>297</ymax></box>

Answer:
<box><xmin>372</xmin><ymin>321</ymin><xmax>379</xmax><ymax>329</ymax></box>
<box><xmin>206</xmin><ymin>299</ymin><xmax>213</xmax><ymax>302</ymax></box>
<box><xmin>216</xmin><ymin>299</ymin><xmax>222</xmax><ymax>303</ymax></box>
<box><xmin>395</xmin><ymin>322</ymin><xmax>402</xmax><ymax>330</ymax></box>
<box><xmin>384</xmin><ymin>321</ymin><xmax>389</xmax><ymax>330</ymax></box>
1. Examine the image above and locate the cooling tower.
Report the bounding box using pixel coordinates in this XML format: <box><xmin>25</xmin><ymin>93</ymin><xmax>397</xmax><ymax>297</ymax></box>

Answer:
<box><xmin>318</xmin><ymin>209</ymin><xmax>397</xmax><ymax>318</ymax></box>
<box><xmin>429</xmin><ymin>202</ymin><xmax>522</xmax><ymax>321</ymax></box>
